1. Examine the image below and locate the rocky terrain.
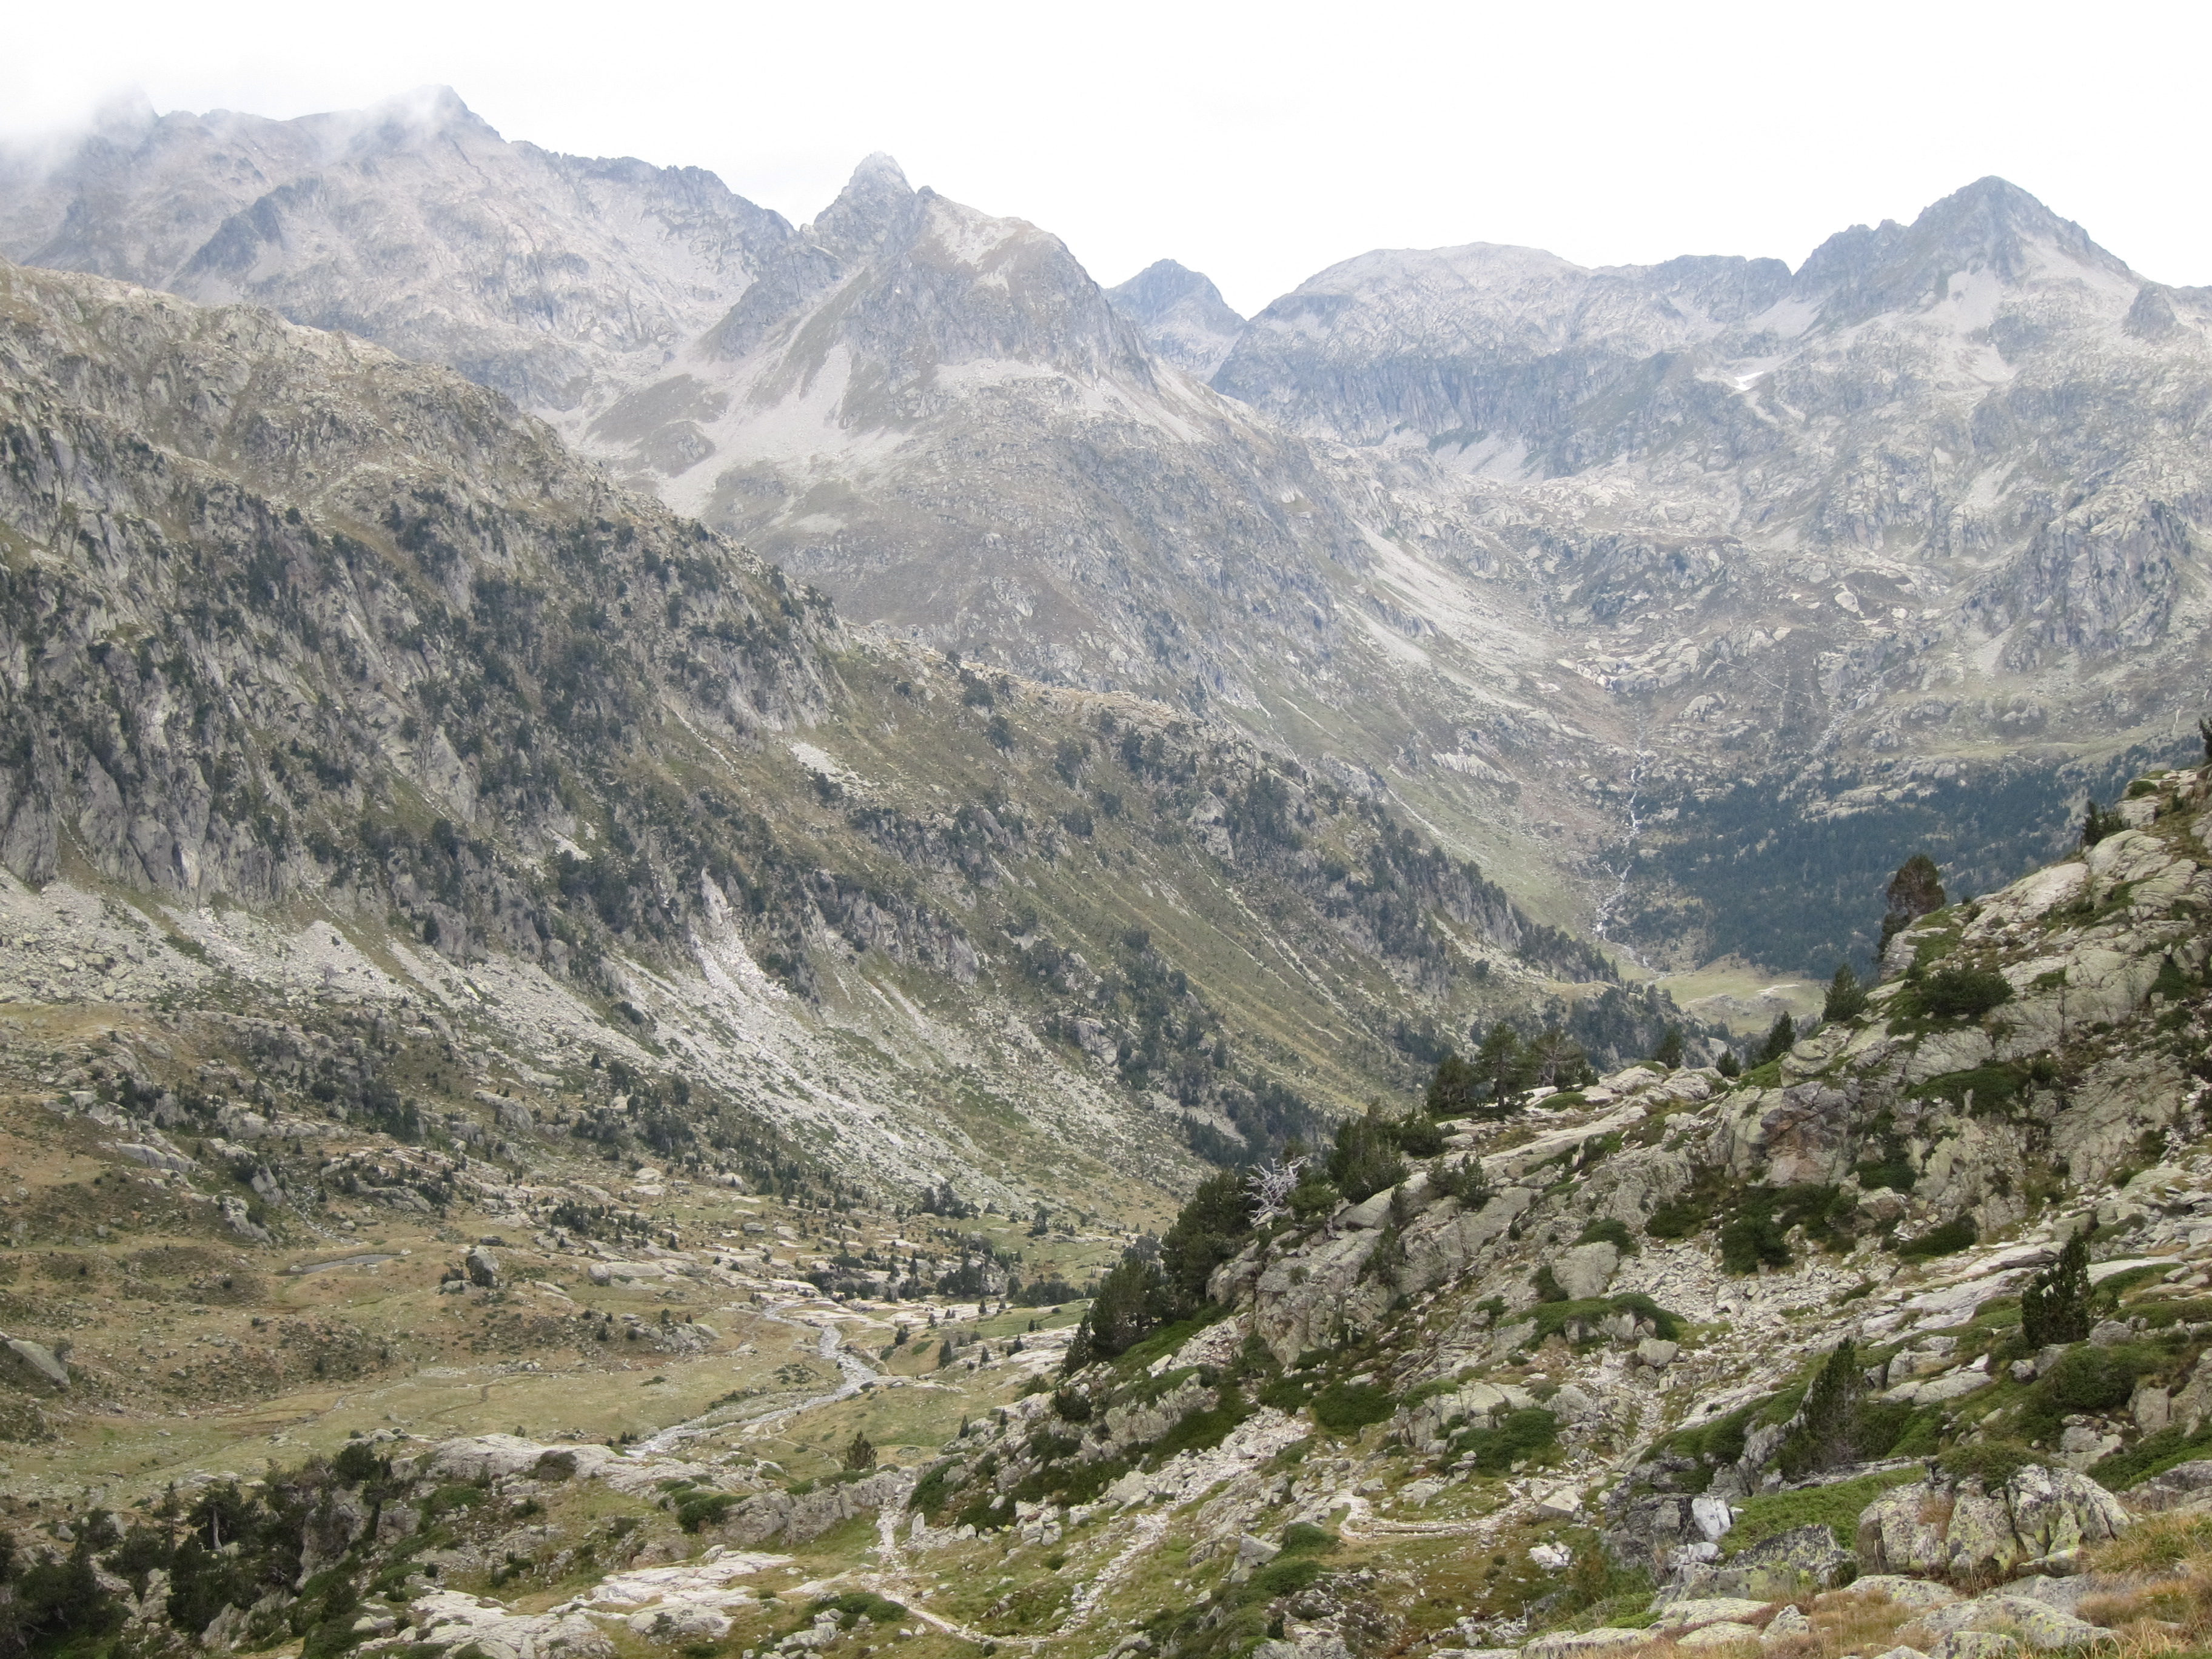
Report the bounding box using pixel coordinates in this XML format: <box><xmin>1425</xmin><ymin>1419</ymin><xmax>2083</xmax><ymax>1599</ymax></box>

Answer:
<box><xmin>7</xmin><ymin>90</ymin><xmax>2212</xmax><ymax>1659</ymax></box>
<box><xmin>880</xmin><ymin>759</ymin><xmax>2212</xmax><ymax>1656</ymax></box>
<box><xmin>7</xmin><ymin>759</ymin><xmax>2212</xmax><ymax>1659</ymax></box>
<box><xmin>0</xmin><ymin>247</ymin><xmax>1692</xmax><ymax>1202</ymax></box>
<box><xmin>1105</xmin><ymin>263</ymin><xmax>1246</xmax><ymax>380</ymax></box>
<box><xmin>13</xmin><ymin>99</ymin><xmax>2212</xmax><ymax>970</ymax></box>
<box><xmin>0</xmin><ymin>88</ymin><xmax>794</xmax><ymax>417</ymax></box>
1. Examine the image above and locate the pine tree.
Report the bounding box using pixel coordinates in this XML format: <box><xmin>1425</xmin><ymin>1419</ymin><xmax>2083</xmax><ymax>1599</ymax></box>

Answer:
<box><xmin>1327</xmin><ymin>1105</ymin><xmax>1408</xmax><ymax>1204</ymax></box>
<box><xmin>1528</xmin><ymin>1027</ymin><xmax>1594</xmax><ymax>1089</ymax></box>
<box><xmin>1158</xmin><ymin>1170</ymin><xmax>1253</xmax><ymax>1316</ymax></box>
<box><xmin>1424</xmin><ymin>1050</ymin><xmax>1480</xmax><ymax>1118</ymax></box>
<box><xmin>1823</xmin><ymin>964</ymin><xmax>1869</xmax><ymax>1023</ymax></box>
<box><xmin>1651</xmin><ymin>1027</ymin><xmax>1685</xmax><ymax>1069</ymax></box>
<box><xmin>2022</xmin><ymin>1226</ymin><xmax>2093</xmax><ymax>1347</ymax></box>
<box><xmin>843</xmin><ymin>1431</ymin><xmax>876</xmax><ymax>1471</ymax></box>
<box><xmin>1757</xmin><ymin>1012</ymin><xmax>1797</xmax><ymax>1066</ymax></box>
<box><xmin>1063</xmin><ymin>1250</ymin><xmax>1168</xmax><ymax>1369</ymax></box>
<box><xmin>1471</xmin><ymin>1024</ymin><xmax>1533</xmax><ymax>1111</ymax></box>
<box><xmin>1778</xmin><ymin>1339</ymin><xmax>1862</xmax><ymax>1476</ymax></box>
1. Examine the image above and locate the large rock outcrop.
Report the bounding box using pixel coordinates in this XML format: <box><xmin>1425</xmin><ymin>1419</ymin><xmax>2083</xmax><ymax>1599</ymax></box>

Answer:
<box><xmin>1857</xmin><ymin>1466</ymin><xmax>2130</xmax><ymax>1578</ymax></box>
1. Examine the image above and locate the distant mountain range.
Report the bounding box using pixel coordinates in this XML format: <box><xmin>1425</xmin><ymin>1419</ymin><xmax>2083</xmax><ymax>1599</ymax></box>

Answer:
<box><xmin>7</xmin><ymin>90</ymin><xmax>2207</xmax><ymax>977</ymax></box>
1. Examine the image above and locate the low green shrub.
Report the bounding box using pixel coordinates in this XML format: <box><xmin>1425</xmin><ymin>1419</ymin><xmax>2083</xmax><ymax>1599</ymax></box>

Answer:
<box><xmin>1249</xmin><ymin>1557</ymin><xmax>1326</xmax><ymax>1598</ymax></box>
<box><xmin>1279</xmin><ymin>1523</ymin><xmax>1339</xmax><ymax>1553</ymax></box>
<box><xmin>330</xmin><ymin>1440</ymin><xmax>383</xmax><ymax>1485</ymax></box>
<box><xmin>1719</xmin><ymin>1184</ymin><xmax>1849</xmax><ymax>1272</ymax></box>
<box><xmin>1522</xmin><ymin>1293</ymin><xmax>1684</xmax><ymax>1345</ymax></box>
<box><xmin>1393</xmin><ymin>1116</ymin><xmax>1446</xmax><ymax>1157</ymax></box>
<box><xmin>1577</xmin><ymin>1217</ymin><xmax>1637</xmax><ymax>1253</ymax></box>
<box><xmin>1849</xmin><ymin>1399</ymin><xmax>1921</xmax><ymax>1458</ymax></box>
<box><xmin>1116</xmin><ymin>1312</ymin><xmax>1221</xmax><ymax>1375</ymax></box>
<box><xmin>2094</xmin><ymin>1265</ymin><xmax>2170</xmax><ymax>1307</ymax></box>
<box><xmin>1450</xmin><ymin>1407</ymin><xmax>1560</xmax><ymax>1474</ymax></box>
<box><xmin>1908</xmin><ymin>964</ymin><xmax>2014</xmax><ymax>1022</ymax></box>
<box><xmin>2094</xmin><ymin>1423</ymin><xmax>2212</xmax><ymax>1490</ymax></box>
<box><xmin>2136</xmin><ymin>1297</ymin><xmax>2212</xmax><ymax>1329</ymax></box>
<box><xmin>908</xmin><ymin>1460</ymin><xmax>959</xmax><ymax>1520</ymax></box>
<box><xmin>1310</xmin><ymin>1381</ymin><xmax>1395</xmax><ymax>1433</ymax></box>
<box><xmin>675</xmin><ymin>1492</ymin><xmax>737</xmax><ymax>1532</ymax></box>
<box><xmin>1661</xmin><ymin>1403</ymin><xmax>1751</xmax><ymax>1475</ymax></box>
<box><xmin>1911</xmin><ymin>1064</ymin><xmax>2033</xmax><ymax>1118</ymax></box>
<box><xmin>808</xmin><ymin>1592</ymin><xmax>908</xmax><ymax>1630</ymax></box>
<box><xmin>1723</xmin><ymin>1468</ymin><xmax>1917</xmax><ymax>1554</ymax></box>
<box><xmin>1937</xmin><ymin>1441</ymin><xmax>2039</xmax><ymax>1487</ymax></box>
<box><xmin>2017</xmin><ymin>1342</ymin><xmax>2166</xmax><ymax>1441</ymax></box>
<box><xmin>1148</xmin><ymin>1388</ymin><xmax>1252</xmax><ymax>1463</ymax></box>
<box><xmin>954</xmin><ymin>1494</ymin><xmax>1014</xmax><ymax>1531</ymax></box>
<box><xmin>423</xmin><ymin>1483</ymin><xmax>487</xmax><ymax>1518</ymax></box>
<box><xmin>1894</xmin><ymin>1216</ymin><xmax>1977</xmax><ymax>1258</ymax></box>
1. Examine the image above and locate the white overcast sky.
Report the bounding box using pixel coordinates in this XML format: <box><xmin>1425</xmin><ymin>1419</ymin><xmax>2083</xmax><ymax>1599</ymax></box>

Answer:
<box><xmin>4</xmin><ymin>0</ymin><xmax>2205</xmax><ymax>316</ymax></box>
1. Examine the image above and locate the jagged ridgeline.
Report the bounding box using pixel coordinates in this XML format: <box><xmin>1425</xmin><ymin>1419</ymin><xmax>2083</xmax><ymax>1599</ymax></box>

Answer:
<box><xmin>0</xmin><ymin>260</ymin><xmax>1667</xmax><ymax>1196</ymax></box>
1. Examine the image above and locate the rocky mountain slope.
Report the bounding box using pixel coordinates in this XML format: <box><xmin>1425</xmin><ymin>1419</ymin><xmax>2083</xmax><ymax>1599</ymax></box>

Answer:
<box><xmin>4</xmin><ymin>762</ymin><xmax>2212</xmax><ymax>1659</ymax></box>
<box><xmin>0</xmin><ymin>251</ymin><xmax>1677</xmax><ymax>1218</ymax></box>
<box><xmin>9</xmin><ymin>98</ymin><xmax>2208</xmax><ymax>977</ymax></box>
<box><xmin>881</xmin><ymin>758</ymin><xmax>2212</xmax><ymax>1657</ymax></box>
<box><xmin>1201</xmin><ymin>180</ymin><xmax>2212</xmax><ymax>964</ymax></box>
<box><xmin>584</xmin><ymin>155</ymin><xmax>1392</xmax><ymax>716</ymax></box>
<box><xmin>1107</xmin><ymin>261</ymin><xmax>1247</xmax><ymax>378</ymax></box>
<box><xmin>0</xmin><ymin>88</ymin><xmax>794</xmax><ymax>415</ymax></box>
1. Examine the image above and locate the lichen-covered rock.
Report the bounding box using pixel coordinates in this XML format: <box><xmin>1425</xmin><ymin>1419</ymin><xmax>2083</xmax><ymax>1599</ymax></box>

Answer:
<box><xmin>1921</xmin><ymin>1594</ymin><xmax>2103</xmax><ymax>1652</ymax></box>
<box><xmin>1850</xmin><ymin>1577</ymin><xmax>1959</xmax><ymax>1609</ymax></box>
<box><xmin>423</xmin><ymin>1435</ymin><xmax>624</xmax><ymax>1485</ymax></box>
<box><xmin>1652</xmin><ymin>1600</ymin><xmax>1772</xmax><ymax>1629</ymax></box>
<box><xmin>1520</xmin><ymin>1631</ymin><xmax>1650</xmax><ymax>1659</ymax></box>
<box><xmin>1929</xmin><ymin>1633</ymin><xmax>2019</xmax><ymax>1659</ymax></box>
<box><xmin>2122</xmin><ymin>1455</ymin><xmax>2212</xmax><ymax>1512</ymax></box>
<box><xmin>1552</xmin><ymin>1242</ymin><xmax>1620</xmax><ymax>1300</ymax></box>
<box><xmin>1717</xmin><ymin>1081</ymin><xmax>1858</xmax><ymax>1185</ymax></box>
<box><xmin>1763</xmin><ymin>1607</ymin><xmax>1812</xmax><ymax>1640</ymax></box>
<box><xmin>708</xmin><ymin>1467</ymin><xmax>911</xmax><ymax>1548</ymax></box>
<box><xmin>2050</xmin><ymin>1050</ymin><xmax>2193</xmax><ymax>1185</ymax></box>
<box><xmin>1677</xmin><ymin>1623</ymin><xmax>1762</xmax><ymax>1649</ymax></box>
<box><xmin>401</xmin><ymin>1589</ymin><xmax>614</xmax><ymax>1659</ymax></box>
<box><xmin>1250</xmin><ymin>1226</ymin><xmax>1386</xmax><ymax>1361</ymax></box>
<box><xmin>1396</xmin><ymin>1381</ymin><xmax>1533</xmax><ymax>1453</ymax></box>
<box><xmin>1707</xmin><ymin>1523</ymin><xmax>1852</xmax><ymax>1597</ymax></box>
<box><xmin>1856</xmin><ymin>1467</ymin><xmax>2128</xmax><ymax>1578</ymax></box>
<box><xmin>466</xmin><ymin>1245</ymin><xmax>501</xmax><ymax>1287</ymax></box>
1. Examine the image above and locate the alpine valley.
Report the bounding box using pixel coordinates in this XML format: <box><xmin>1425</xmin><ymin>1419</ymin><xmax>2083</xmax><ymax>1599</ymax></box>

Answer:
<box><xmin>0</xmin><ymin>85</ymin><xmax>2210</xmax><ymax>1659</ymax></box>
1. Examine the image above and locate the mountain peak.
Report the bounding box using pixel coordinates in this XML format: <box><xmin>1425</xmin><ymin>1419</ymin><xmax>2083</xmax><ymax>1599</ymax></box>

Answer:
<box><xmin>1794</xmin><ymin>174</ymin><xmax>2127</xmax><ymax>317</ymax></box>
<box><xmin>1911</xmin><ymin>174</ymin><xmax>2114</xmax><ymax>271</ymax></box>
<box><xmin>848</xmin><ymin>152</ymin><xmax>910</xmax><ymax>192</ymax></box>
<box><xmin>812</xmin><ymin>152</ymin><xmax>917</xmax><ymax>260</ymax></box>
<box><xmin>363</xmin><ymin>85</ymin><xmax>503</xmax><ymax>144</ymax></box>
<box><xmin>1106</xmin><ymin>260</ymin><xmax>1245</xmax><ymax>377</ymax></box>
<box><xmin>1108</xmin><ymin>260</ymin><xmax>1233</xmax><ymax>324</ymax></box>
